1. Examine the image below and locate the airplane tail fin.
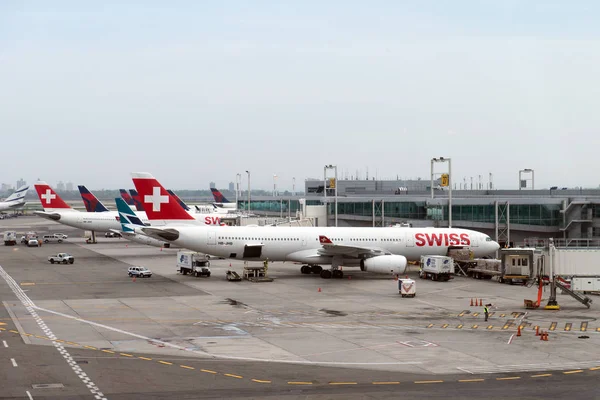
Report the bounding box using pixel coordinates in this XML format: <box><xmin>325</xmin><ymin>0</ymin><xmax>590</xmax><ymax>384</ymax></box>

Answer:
<box><xmin>167</xmin><ymin>189</ymin><xmax>190</xmax><ymax>211</ymax></box>
<box><xmin>4</xmin><ymin>185</ymin><xmax>29</xmax><ymax>203</ymax></box>
<box><xmin>131</xmin><ymin>172</ymin><xmax>195</xmax><ymax>221</ymax></box>
<box><xmin>78</xmin><ymin>185</ymin><xmax>110</xmax><ymax>212</ymax></box>
<box><xmin>115</xmin><ymin>198</ymin><xmax>145</xmax><ymax>232</ymax></box>
<box><xmin>34</xmin><ymin>182</ymin><xmax>73</xmax><ymax>211</ymax></box>
<box><xmin>210</xmin><ymin>188</ymin><xmax>230</xmax><ymax>203</ymax></box>
<box><xmin>129</xmin><ymin>189</ymin><xmax>146</xmax><ymax>212</ymax></box>
<box><xmin>119</xmin><ymin>189</ymin><xmax>135</xmax><ymax>206</ymax></box>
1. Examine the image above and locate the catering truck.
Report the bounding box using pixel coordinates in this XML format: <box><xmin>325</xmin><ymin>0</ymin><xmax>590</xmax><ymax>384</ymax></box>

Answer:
<box><xmin>419</xmin><ymin>255</ymin><xmax>454</xmax><ymax>281</ymax></box>
<box><xmin>177</xmin><ymin>251</ymin><xmax>211</xmax><ymax>277</ymax></box>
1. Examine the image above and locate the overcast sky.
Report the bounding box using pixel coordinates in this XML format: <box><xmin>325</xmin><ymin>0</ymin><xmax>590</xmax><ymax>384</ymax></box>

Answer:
<box><xmin>1</xmin><ymin>1</ymin><xmax>599</xmax><ymax>191</ymax></box>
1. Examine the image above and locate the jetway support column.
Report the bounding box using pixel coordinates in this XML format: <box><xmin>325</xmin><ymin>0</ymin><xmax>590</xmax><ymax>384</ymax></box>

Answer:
<box><xmin>545</xmin><ymin>239</ymin><xmax>559</xmax><ymax>309</ymax></box>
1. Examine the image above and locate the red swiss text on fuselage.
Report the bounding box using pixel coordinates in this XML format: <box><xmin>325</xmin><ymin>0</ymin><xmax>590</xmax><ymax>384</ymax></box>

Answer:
<box><xmin>414</xmin><ymin>232</ymin><xmax>470</xmax><ymax>247</ymax></box>
<box><xmin>204</xmin><ymin>216</ymin><xmax>221</xmax><ymax>225</ymax></box>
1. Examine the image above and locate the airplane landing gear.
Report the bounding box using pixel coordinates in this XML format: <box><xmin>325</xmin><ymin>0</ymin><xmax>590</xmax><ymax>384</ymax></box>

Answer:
<box><xmin>319</xmin><ymin>269</ymin><xmax>344</xmax><ymax>279</ymax></box>
<box><xmin>301</xmin><ymin>265</ymin><xmax>324</xmax><ymax>274</ymax></box>
<box><xmin>320</xmin><ymin>270</ymin><xmax>332</xmax><ymax>279</ymax></box>
<box><xmin>300</xmin><ymin>265</ymin><xmax>311</xmax><ymax>274</ymax></box>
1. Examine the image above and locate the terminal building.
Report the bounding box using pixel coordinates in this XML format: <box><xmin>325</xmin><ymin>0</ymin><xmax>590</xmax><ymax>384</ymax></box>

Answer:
<box><xmin>236</xmin><ymin>179</ymin><xmax>600</xmax><ymax>248</ymax></box>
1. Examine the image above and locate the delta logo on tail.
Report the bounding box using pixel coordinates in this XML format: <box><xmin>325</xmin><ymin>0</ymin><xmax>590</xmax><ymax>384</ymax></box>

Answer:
<box><xmin>129</xmin><ymin>189</ymin><xmax>146</xmax><ymax>212</ymax></box>
<box><xmin>34</xmin><ymin>182</ymin><xmax>71</xmax><ymax>210</ymax></box>
<box><xmin>120</xmin><ymin>189</ymin><xmax>135</xmax><ymax>206</ymax></box>
<box><xmin>78</xmin><ymin>186</ymin><xmax>109</xmax><ymax>212</ymax></box>
<box><xmin>210</xmin><ymin>188</ymin><xmax>229</xmax><ymax>203</ymax></box>
<box><xmin>415</xmin><ymin>232</ymin><xmax>471</xmax><ymax>247</ymax></box>
<box><xmin>131</xmin><ymin>173</ymin><xmax>194</xmax><ymax>221</ymax></box>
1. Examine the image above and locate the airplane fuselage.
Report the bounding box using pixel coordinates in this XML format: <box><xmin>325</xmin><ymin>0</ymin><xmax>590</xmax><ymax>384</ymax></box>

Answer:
<box><xmin>155</xmin><ymin>226</ymin><xmax>498</xmax><ymax>265</ymax></box>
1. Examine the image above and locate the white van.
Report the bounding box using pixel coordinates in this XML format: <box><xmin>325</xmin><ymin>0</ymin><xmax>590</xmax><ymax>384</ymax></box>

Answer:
<box><xmin>42</xmin><ymin>235</ymin><xmax>63</xmax><ymax>243</ymax></box>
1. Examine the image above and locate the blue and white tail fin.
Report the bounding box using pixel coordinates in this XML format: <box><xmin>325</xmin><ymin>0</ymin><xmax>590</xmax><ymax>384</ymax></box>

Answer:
<box><xmin>115</xmin><ymin>198</ymin><xmax>146</xmax><ymax>233</ymax></box>
<box><xmin>78</xmin><ymin>185</ymin><xmax>110</xmax><ymax>212</ymax></box>
<box><xmin>167</xmin><ymin>190</ymin><xmax>190</xmax><ymax>211</ymax></box>
<box><xmin>5</xmin><ymin>185</ymin><xmax>29</xmax><ymax>203</ymax></box>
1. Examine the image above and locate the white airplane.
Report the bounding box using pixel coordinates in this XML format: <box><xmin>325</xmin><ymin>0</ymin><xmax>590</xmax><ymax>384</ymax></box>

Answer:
<box><xmin>132</xmin><ymin>172</ymin><xmax>500</xmax><ymax>279</ymax></box>
<box><xmin>33</xmin><ymin>182</ymin><xmax>228</xmax><ymax>232</ymax></box>
<box><xmin>210</xmin><ymin>188</ymin><xmax>237</xmax><ymax>210</ymax></box>
<box><xmin>112</xmin><ymin>197</ymin><xmax>170</xmax><ymax>248</ymax></box>
<box><xmin>0</xmin><ymin>185</ymin><xmax>29</xmax><ymax>212</ymax></box>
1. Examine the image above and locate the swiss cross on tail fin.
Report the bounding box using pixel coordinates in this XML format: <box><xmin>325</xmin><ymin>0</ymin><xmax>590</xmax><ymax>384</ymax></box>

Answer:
<box><xmin>319</xmin><ymin>235</ymin><xmax>333</xmax><ymax>244</ymax></box>
<box><xmin>34</xmin><ymin>182</ymin><xmax>72</xmax><ymax>210</ymax></box>
<box><xmin>131</xmin><ymin>172</ymin><xmax>195</xmax><ymax>221</ymax></box>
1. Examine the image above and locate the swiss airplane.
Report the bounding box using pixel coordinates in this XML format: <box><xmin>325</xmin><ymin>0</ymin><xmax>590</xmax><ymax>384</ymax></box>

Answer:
<box><xmin>0</xmin><ymin>184</ymin><xmax>29</xmax><ymax>212</ymax></box>
<box><xmin>132</xmin><ymin>172</ymin><xmax>500</xmax><ymax>279</ymax></box>
<box><xmin>33</xmin><ymin>182</ymin><xmax>227</xmax><ymax>232</ymax></box>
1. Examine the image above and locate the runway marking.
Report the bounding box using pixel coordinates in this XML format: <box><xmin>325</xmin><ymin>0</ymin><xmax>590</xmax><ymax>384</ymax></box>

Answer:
<box><xmin>101</xmin><ymin>350</ymin><xmax>115</xmax><ymax>354</ymax></box>
<box><xmin>414</xmin><ymin>380</ymin><xmax>443</xmax><ymax>384</ymax></box>
<box><xmin>0</xmin><ymin>265</ymin><xmax>107</xmax><ymax>400</ymax></box>
<box><xmin>225</xmin><ymin>373</ymin><xmax>243</xmax><ymax>379</ymax></box>
<box><xmin>120</xmin><ymin>353</ymin><xmax>134</xmax><ymax>357</ymax></box>
<box><xmin>458</xmin><ymin>379</ymin><xmax>485</xmax><ymax>382</ymax></box>
<box><xmin>158</xmin><ymin>361</ymin><xmax>173</xmax><ymax>365</ymax></box>
<box><xmin>0</xmin><ymin>322</ymin><xmax>5</xmax><ymax>325</ymax></box>
<box><xmin>180</xmin><ymin>365</ymin><xmax>195</xmax><ymax>370</ymax></box>
<box><xmin>563</xmin><ymin>370</ymin><xmax>583</xmax><ymax>374</ymax></box>
<box><xmin>84</xmin><ymin>346</ymin><xmax>97</xmax><ymax>350</ymax></box>
<box><xmin>472</xmin><ymin>325</ymin><xmax>478</xmax><ymax>329</ymax></box>
<box><xmin>565</xmin><ymin>323</ymin><xmax>572</xmax><ymax>332</ymax></box>
<box><xmin>138</xmin><ymin>356</ymin><xmax>153</xmax><ymax>361</ymax></box>
<box><xmin>472</xmin><ymin>313</ymin><xmax>479</xmax><ymax>317</ymax></box>
<box><xmin>441</xmin><ymin>324</ymin><xmax>449</xmax><ymax>329</ymax></box>
<box><xmin>11</xmin><ymin>358</ymin><xmax>18</xmax><ymax>367</ymax></box>
<box><xmin>20</xmin><ymin>283</ymin><xmax>35</xmax><ymax>286</ymax></box>
<box><xmin>456</xmin><ymin>324</ymin><xmax>463</xmax><ymax>329</ymax></box>
<box><xmin>496</xmin><ymin>376</ymin><xmax>520</xmax><ymax>380</ymax></box>
<box><xmin>26</xmin><ymin>391</ymin><xmax>33</xmax><ymax>400</ymax></box>
<box><xmin>329</xmin><ymin>382</ymin><xmax>357</xmax><ymax>385</ymax></box>
<box><xmin>581</xmin><ymin>322</ymin><xmax>588</xmax><ymax>332</ymax></box>
<box><xmin>531</xmin><ymin>374</ymin><xmax>552</xmax><ymax>378</ymax></box>
<box><xmin>252</xmin><ymin>379</ymin><xmax>271</xmax><ymax>383</ymax></box>
<box><xmin>550</xmin><ymin>322</ymin><xmax>557</xmax><ymax>331</ymax></box>
<box><xmin>201</xmin><ymin>369</ymin><xmax>217</xmax><ymax>374</ymax></box>
<box><xmin>372</xmin><ymin>381</ymin><xmax>400</xmax><ymax>385</ymax></box>
<box><xmin>589</xmin><ymin>367</ymin><xmax>600</xmax><ymax>371</ymax></box>
<box><xmin>288</xmin><ymin>381</ymin><xmax>313</xmax><ymax>385</ymax></box>
<box><xmin>2</xmin><ymin>340</ymin><xmax>7</xmax><ymax>348</ymax></box>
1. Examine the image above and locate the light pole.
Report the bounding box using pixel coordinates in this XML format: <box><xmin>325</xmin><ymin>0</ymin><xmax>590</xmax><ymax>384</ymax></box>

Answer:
<box><xmin>431</xmin><ymin>157</ymin><xmax>452</xmax><ymax>228</ymax></box>
<box><xmin>324</xmin><ymin>164</ymin><xmax>338</xmax><ymax>227</ymax></box>
<box><xmin>245</xmin><ymin>170</ymin><xmax>251</xmax><ymax>212</ymax></box>
<box><xmin>519</xmin><ymin>169</ymin><xmax>534</xmax><ymax>190</ymax></box>
<box><xmin>273</xmin><ymin>174</ymin><xmax>278</xmax><ymax>196</ymax></box>
<box><xmin>292</xmin><ymin>177</ymin><xmax>296</xmax><ymax>196</ymax></box>
<box><xmin>235</xmin><ymin>173</ymin><xmax>241</xmax><ymax>207</ymax></box>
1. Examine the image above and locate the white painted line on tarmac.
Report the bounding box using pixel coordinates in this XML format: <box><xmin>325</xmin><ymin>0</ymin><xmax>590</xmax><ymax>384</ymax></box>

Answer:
<box><xmin>2</xmin><ymin>340</ymin><xmax>7</xmax><ymax>348</ymax></box>
<box><xmin>0</xmin><ymin>266</ymin><xmax>107</xmax><ymax>400</ymax></box>
<box><xmin>507</xmin><ymin>334</ymin><xmax>515</xmax><ymax>345</ymax></box>
<box><xmin>34</xmin><ymin>305</ymin><xmax>424</xmax><ymax>367</ymax></box>
<box><xmin>26</xmin><ymin>391</ymin><xmax>33</xmax><ymax>400</ymax></box>
<box><xmin>11</xmin><ymin>358</ymin><xmax>17</xmax><ymax>367</ymax></box>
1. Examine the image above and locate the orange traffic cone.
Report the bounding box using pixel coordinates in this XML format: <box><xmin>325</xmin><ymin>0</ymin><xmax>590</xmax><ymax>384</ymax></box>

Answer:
<box><xmin>540</xmin><ymin>331</ymin><xmax>544</xmax><ymax>341</ymax></box>
<box><xmin>132</xmin><ymin>276</ymin><xmax>136</xmax><ymax>282</ymax></box>
<box><xmin>318</xmin><ymin>287</ymin><xmax>322</xmax><ymax>292</ymax></box>
<box><xmin>517</xmin><ymin>325</ymin><xmax>522</xmax><ymax>337</ymax></box>
<box><xmin>470</xmin><ymin>298</ymin><xmax>474</xmax><ymax>306</ymax></box>
<box><xmin>544</xmin><ymin>332</ymin><xmax>549</xmax><ymax>341</ymax></box>
<box><xmin>348</xmin><ymin>275</ymin><xmax>352</xmax><ymax>280</ymax></box>
<box><xmin>479</xmin><ymin>299</ymin><xmax>483</xmax><ymax>306</ymax></box>
<box><xmin>160</xmin><ymin>247</ymin><xmax>163</xmax><ymax>251</ymax></box>
<box><xmin>535</xmin><ymin>326</ymin><xmax>540</xmax><ymax>336</ymax></box>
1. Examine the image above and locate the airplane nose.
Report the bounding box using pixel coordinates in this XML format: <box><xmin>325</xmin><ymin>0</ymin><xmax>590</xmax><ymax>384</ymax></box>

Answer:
<box><xmin>493</xmin><ymin>241</ymin><xmax>500</xmax><ymax>251</ymax></box>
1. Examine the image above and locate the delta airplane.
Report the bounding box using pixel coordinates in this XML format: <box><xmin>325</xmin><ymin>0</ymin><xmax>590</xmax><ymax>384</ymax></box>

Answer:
<box><xmin>33</xmin><ymin>182</ymin><xmax>227</xmax><ymax>232</ymax></box>
<box><xmin>119</xmin><ymin>189</ymin><xmax>136</xmax><ymax>208</ymax></box>
<box><xmin>0</xmin><ymin>185</ymin><xmax>29</xmax><ymax>212</ymax></box>
<box><xmin>112</xmin><ymin>198</ymin><xmax>170</xmax><ymax>248</ymax></box>
<box><xmin>132</xmin><ymin>172</ymin><xmax>500</xmax><ymax>279</ymax></box>
<box><xmin>211</xmin><ymin>188</ymin><xmax>237</xmax><ymax>210</ymax></box>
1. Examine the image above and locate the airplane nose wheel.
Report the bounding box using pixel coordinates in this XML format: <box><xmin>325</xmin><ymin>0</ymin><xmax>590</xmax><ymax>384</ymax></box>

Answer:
<box><xmin>333</xmin><ymin>270</ymin><xmax>344</xmax><ymax>279</ymax></box>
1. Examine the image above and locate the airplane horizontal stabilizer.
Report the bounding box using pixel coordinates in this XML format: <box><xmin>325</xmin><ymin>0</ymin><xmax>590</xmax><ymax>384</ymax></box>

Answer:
<box><xmin>33</xmin><ymin>211</ymin><xmax>62</xmax><ymax>221</ymax></box>
<box><xmin>140</xmin><ymin>227</ymin><xmax>180</xmax><ymax>241</ymax></box>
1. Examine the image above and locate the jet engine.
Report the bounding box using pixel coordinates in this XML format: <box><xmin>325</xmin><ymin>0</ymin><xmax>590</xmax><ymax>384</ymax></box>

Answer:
<box><xmin>361</xmin><ymin>255</ymin><xmax>407</xmax><ymax>275</ymax></box>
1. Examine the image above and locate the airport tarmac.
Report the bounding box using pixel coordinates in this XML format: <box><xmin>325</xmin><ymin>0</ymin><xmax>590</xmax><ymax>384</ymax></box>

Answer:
<box><xmin>1</xmin><ymin>217</ymin><xmax>600</xmax><ymax>399</ymax></box>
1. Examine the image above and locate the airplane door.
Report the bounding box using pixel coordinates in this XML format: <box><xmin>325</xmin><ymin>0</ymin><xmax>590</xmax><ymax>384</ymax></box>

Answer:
<box><xmin>207</xmin><ymin>231</ymin><xmax>216</xmax><ymax>245</ymax></box>
<box><xmin>406</xmin><ymin>232</ymin><xmax>414</xmax><ymax>247</ymax></box>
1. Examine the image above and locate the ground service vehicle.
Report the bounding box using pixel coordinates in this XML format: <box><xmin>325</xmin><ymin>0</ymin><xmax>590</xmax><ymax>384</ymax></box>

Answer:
<box><xmin>48</xmin><ymin>253</ymin><xmax>74</xmax><ymax>264</ymax></box>
<box><xmin>28</xmin><ymin>239</ymin><xmax>40</xmax><ymax>247</ymax></box>
<box><xmin>177</xmin><ymin>251</ymin><xmax>211</xmax><ymax>277</ymax></box>
<box><xmin>128</xmin><ymin>266</ymin><xmax>152</xmax><ymax>277</ymax></box>
<box><xmin>43</xmin><ymin>235</ymin><xmax>64</xmax><ymax>243</ymax></box>
<box><xmin>419</xmin><ymin>255</ymin><xmax>454</xmax><ymax>281</ymax></box>
<box><xmin>3</xmin><ymin>231</ymin><xmax>17</xmax><ymax>246</ymax></box>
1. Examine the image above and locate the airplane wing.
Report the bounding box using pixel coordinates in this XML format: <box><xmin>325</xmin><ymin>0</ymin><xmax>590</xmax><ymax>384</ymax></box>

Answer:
<box><xmin>140</xmin><ymin>227</ymin><xmax>180</xmax><ymax>241</ymax></box>
<box><xmin>33</xmin><ymin>211</ymin><xmax>62</xmax><ymax>221</ymax></box>
<box><xmin>317</xmin><ymin>235</ymin><xmax>391</xmax><ymax>258</ymax></box>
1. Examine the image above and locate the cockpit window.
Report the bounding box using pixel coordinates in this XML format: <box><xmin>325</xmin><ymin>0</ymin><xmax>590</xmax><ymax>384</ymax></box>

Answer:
<box><xmin>485</xmin><ymin>237</ymin><xmax>492</xmax><ymax>241</ymax></box>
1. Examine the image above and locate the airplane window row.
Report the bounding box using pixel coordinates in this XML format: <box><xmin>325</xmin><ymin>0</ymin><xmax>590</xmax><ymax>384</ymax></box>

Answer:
<box><xmin>218</xmin><ymin>236</ymin><xmax>300</xmax><ymax>241</ymax></box>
